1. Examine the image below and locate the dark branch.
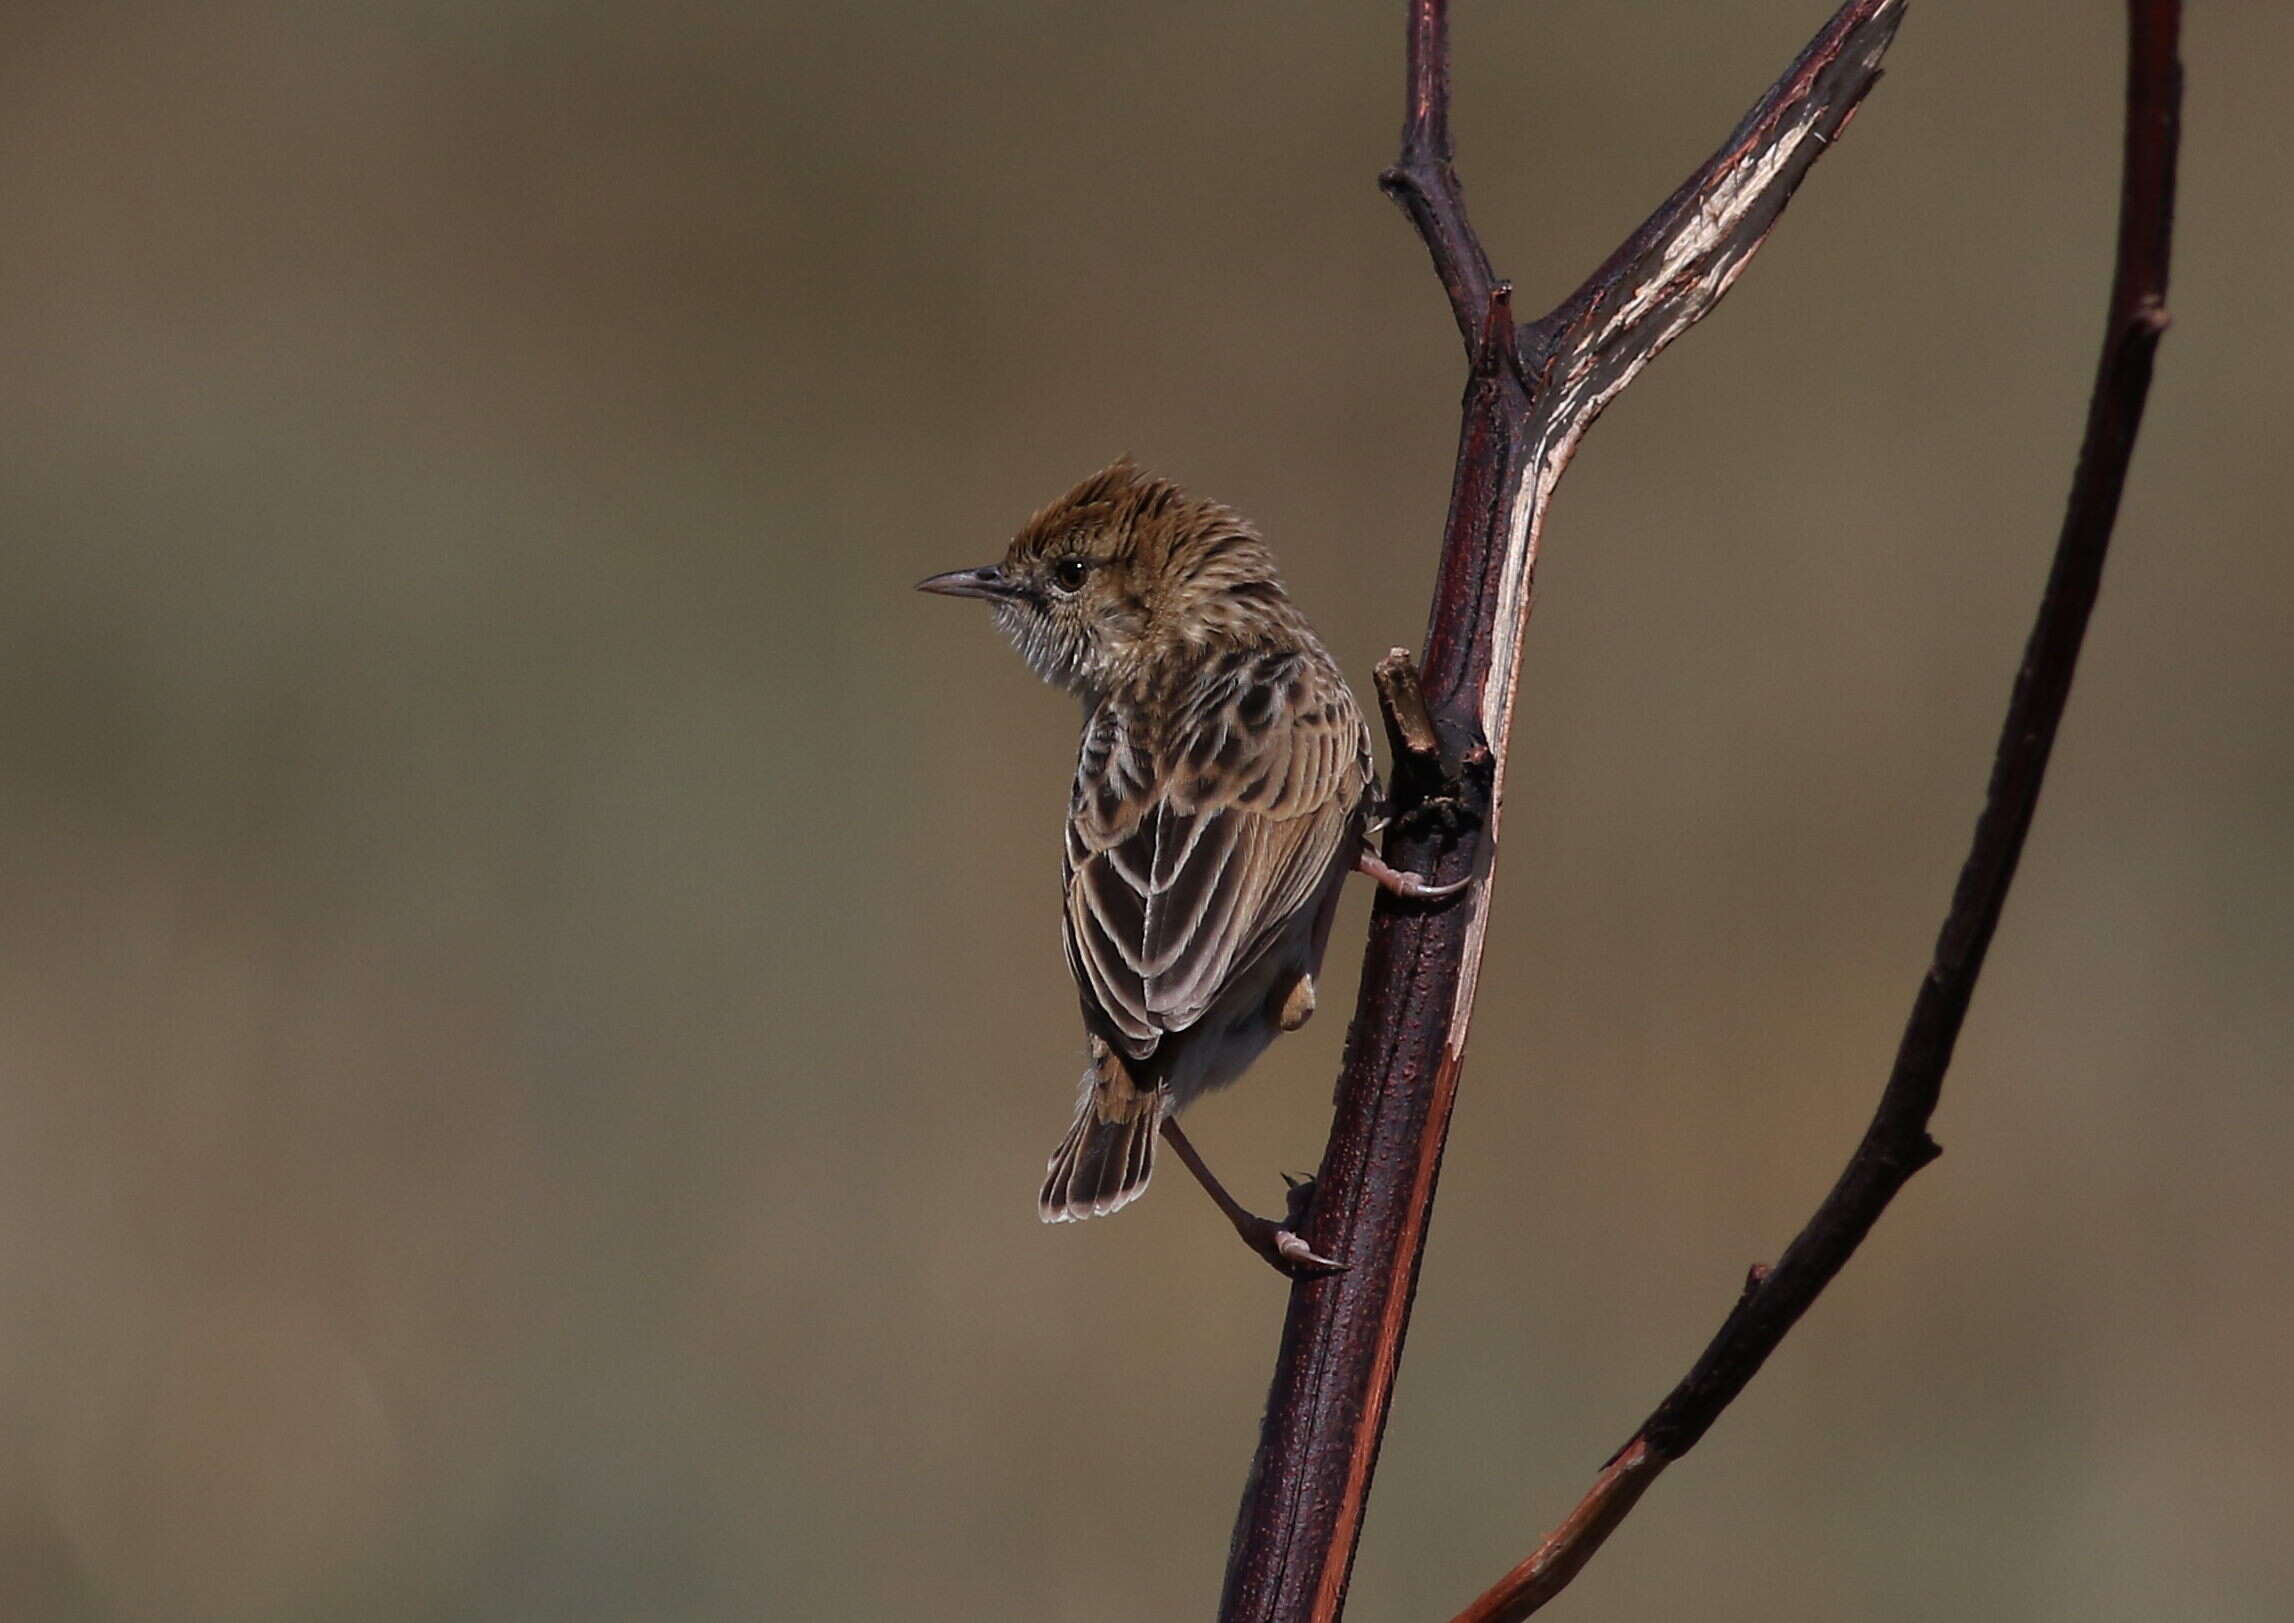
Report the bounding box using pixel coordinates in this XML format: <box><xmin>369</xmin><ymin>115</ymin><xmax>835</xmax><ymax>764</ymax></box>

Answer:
<box><xmin>1446</xmin><ymin>2</ymin><xmax>2180</xmax><ymax>1618</ymax></box>
<box><xmin>1217</xmin><ymin>6</ymin><xmax>1905</xmax><ymax>1621</ymax></box>
<box><xmin>1378</xmin><ymin>0</ymin><xmax>1498</xmax><ymax>364</ymax></box>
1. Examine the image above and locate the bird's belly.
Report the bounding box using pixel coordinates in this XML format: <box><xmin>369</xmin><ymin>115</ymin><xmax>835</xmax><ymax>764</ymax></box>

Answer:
<box><xmin>1153</xmin><ymin>925</ymin><xmax>1318</xmax><ymax>1112</ymax></box>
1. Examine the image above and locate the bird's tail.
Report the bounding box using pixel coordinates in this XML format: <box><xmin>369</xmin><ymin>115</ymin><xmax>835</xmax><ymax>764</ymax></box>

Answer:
<box><xmin>1040</xmin><ymin>1041</ymin><xmax>1163</xmax><ymax>1222</ymax></box>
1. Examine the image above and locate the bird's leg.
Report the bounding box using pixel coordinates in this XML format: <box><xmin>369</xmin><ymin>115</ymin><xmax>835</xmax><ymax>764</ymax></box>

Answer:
<box><xmin>1355</xmin><ymin>846</ymin><xmax>1472</xmax><ymax>901</ymax></box>
<box><xmin>1158</xmin><ymin>1117</ymin><xmax>1342</xmax><ymax>1278</ymax></box>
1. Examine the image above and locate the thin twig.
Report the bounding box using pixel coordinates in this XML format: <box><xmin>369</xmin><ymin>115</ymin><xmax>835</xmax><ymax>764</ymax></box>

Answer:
<box><xmin>1217</xmin><ymin>5</ymin><xmax>1904</xmax><ymax>1620</ymax></box>
<box><xmin>1378</xmin><ymin>0</ymin><xmax>1498</xmax><ymax>363</ymax></box>
<box><xmin>1447</xmin><ymin>3</ymin><xmax>2180</xmax><ymax>1618</ymax></box>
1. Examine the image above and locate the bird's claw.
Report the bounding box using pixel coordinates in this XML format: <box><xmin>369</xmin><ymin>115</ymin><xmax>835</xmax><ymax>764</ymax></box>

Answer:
<box><xmin>1355</xmin><ymin>847</ymin><xmax>1471</xmax><ymax>902</ymax></box>
<box><xmin>1239</xmin><ymin>1215</ymin><xmax>1344</xmax><ymax>1278</ymax></box>
<box><xmin>1269</xmin><ymin>1227</ymin><xmax>1345</xmax><ymax>1276</ymax></box>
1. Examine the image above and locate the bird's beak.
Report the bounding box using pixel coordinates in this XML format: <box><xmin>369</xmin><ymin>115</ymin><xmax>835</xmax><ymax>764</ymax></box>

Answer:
<box><xmin>915</xmin><ymin>564</ymin><xmax>1019</xmax><ymax>601</ymax></box>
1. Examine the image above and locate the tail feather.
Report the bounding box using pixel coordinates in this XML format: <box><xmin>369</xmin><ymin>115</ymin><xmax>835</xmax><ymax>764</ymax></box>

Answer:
<box><xmin>1040</xmin><ymin>1045</ymin><xmax>1164</xmax><ymax>1222</ymax></box>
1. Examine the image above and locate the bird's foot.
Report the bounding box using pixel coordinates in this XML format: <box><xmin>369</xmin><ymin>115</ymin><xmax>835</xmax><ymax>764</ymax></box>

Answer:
<box><xmin>1161</xmin><ymin>1117</ymin><xmax>1344</xmax><ymax>1278</ymax></box>
<box><xmin>1222</xmin><ymin>1171</ymin><xmax>1338</xmax><ymax>1279</ymax></box>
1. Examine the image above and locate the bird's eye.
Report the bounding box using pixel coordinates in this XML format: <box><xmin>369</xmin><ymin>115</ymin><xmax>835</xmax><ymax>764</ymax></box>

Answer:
<box><xmin>1050</xmin><ymin>557</ymin><xmax>1091</xmax><ymax>593</ymax></box>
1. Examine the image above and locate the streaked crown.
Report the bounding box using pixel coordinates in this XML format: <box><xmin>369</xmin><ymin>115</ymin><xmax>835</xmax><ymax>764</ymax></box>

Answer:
<box><xmin>919</xmin><ymin>459</ymin><xmax>1304</xmax><ymax>699</ymax></box>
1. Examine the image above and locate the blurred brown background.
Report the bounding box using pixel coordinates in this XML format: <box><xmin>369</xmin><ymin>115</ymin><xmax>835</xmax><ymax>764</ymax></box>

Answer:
<box><xmin>0</xmin><ymin>1</ymin><xmax>2286</xmax><ymax>1619</ymax></box>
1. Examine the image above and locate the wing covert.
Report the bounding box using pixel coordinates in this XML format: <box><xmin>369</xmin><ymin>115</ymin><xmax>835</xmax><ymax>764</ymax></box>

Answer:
<box><xmin>1062</xmin><ymin>648</ymin><xmax>1371</xmax><ymax>1060</ymax></box>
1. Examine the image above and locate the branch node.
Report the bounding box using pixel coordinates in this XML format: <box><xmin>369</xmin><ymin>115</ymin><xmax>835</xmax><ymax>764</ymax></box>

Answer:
<box><xmin>1475</xmin><ymin>281</ymin><xmax>1521</xmax><ymax>379</ymax></box>
<box><xmin>1375</xmin><ymin>648</ymin><xmax>1485</xmax><ymax>847</ymax></box>
<box><xmin>1374</xmin><ymin>648</ymin><xmax>1443</xmax><ymax>765</ymax></box>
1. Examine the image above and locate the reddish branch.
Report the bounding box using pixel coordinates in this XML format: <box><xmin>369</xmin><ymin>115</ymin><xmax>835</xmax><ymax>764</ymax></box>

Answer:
<box><xmin>1449</xmin><ymin>5</ymin><xmax>2181</xmax><ymax>1618</ymax></box>
<box><xmin>1219</xmin><ymin>4</ymin><xmax>1906</xmax><ymax>1621</ymax></box>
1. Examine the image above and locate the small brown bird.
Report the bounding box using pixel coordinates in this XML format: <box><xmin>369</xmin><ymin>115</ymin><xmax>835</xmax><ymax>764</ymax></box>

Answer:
<box><xmin>919</xmin><ymin>460</ymin><xmax>1461</xmax><ymax>1274</ymax></box>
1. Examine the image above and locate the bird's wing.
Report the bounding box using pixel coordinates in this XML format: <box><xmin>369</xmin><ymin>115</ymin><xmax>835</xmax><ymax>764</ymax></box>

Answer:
<box><xmin>1063</xmin><ymin>646</ymin><xmax>1369</xmax><ymax>1058</ymax></box>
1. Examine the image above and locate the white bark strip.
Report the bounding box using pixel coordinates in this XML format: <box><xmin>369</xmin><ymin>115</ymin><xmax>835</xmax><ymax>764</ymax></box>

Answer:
<box><xmin>1442</xmin><ymin>3</ymin><xmax>1902</xmax><ymax>1059</ymax></box>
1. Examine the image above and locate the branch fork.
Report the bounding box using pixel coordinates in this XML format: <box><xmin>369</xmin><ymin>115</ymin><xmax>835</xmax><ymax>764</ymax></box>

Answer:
<box><xmin>1219</xmin><ymin>0</ymin><xmax>2179</xmax><ymax>1619</ymax></box>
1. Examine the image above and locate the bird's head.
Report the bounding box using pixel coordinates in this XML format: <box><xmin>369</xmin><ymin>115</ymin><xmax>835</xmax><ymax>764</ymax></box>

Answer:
<box><xmin>917</xmin><ymin>458</ymin><xmax>1288</xmax><ymax>699</ymax></box>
